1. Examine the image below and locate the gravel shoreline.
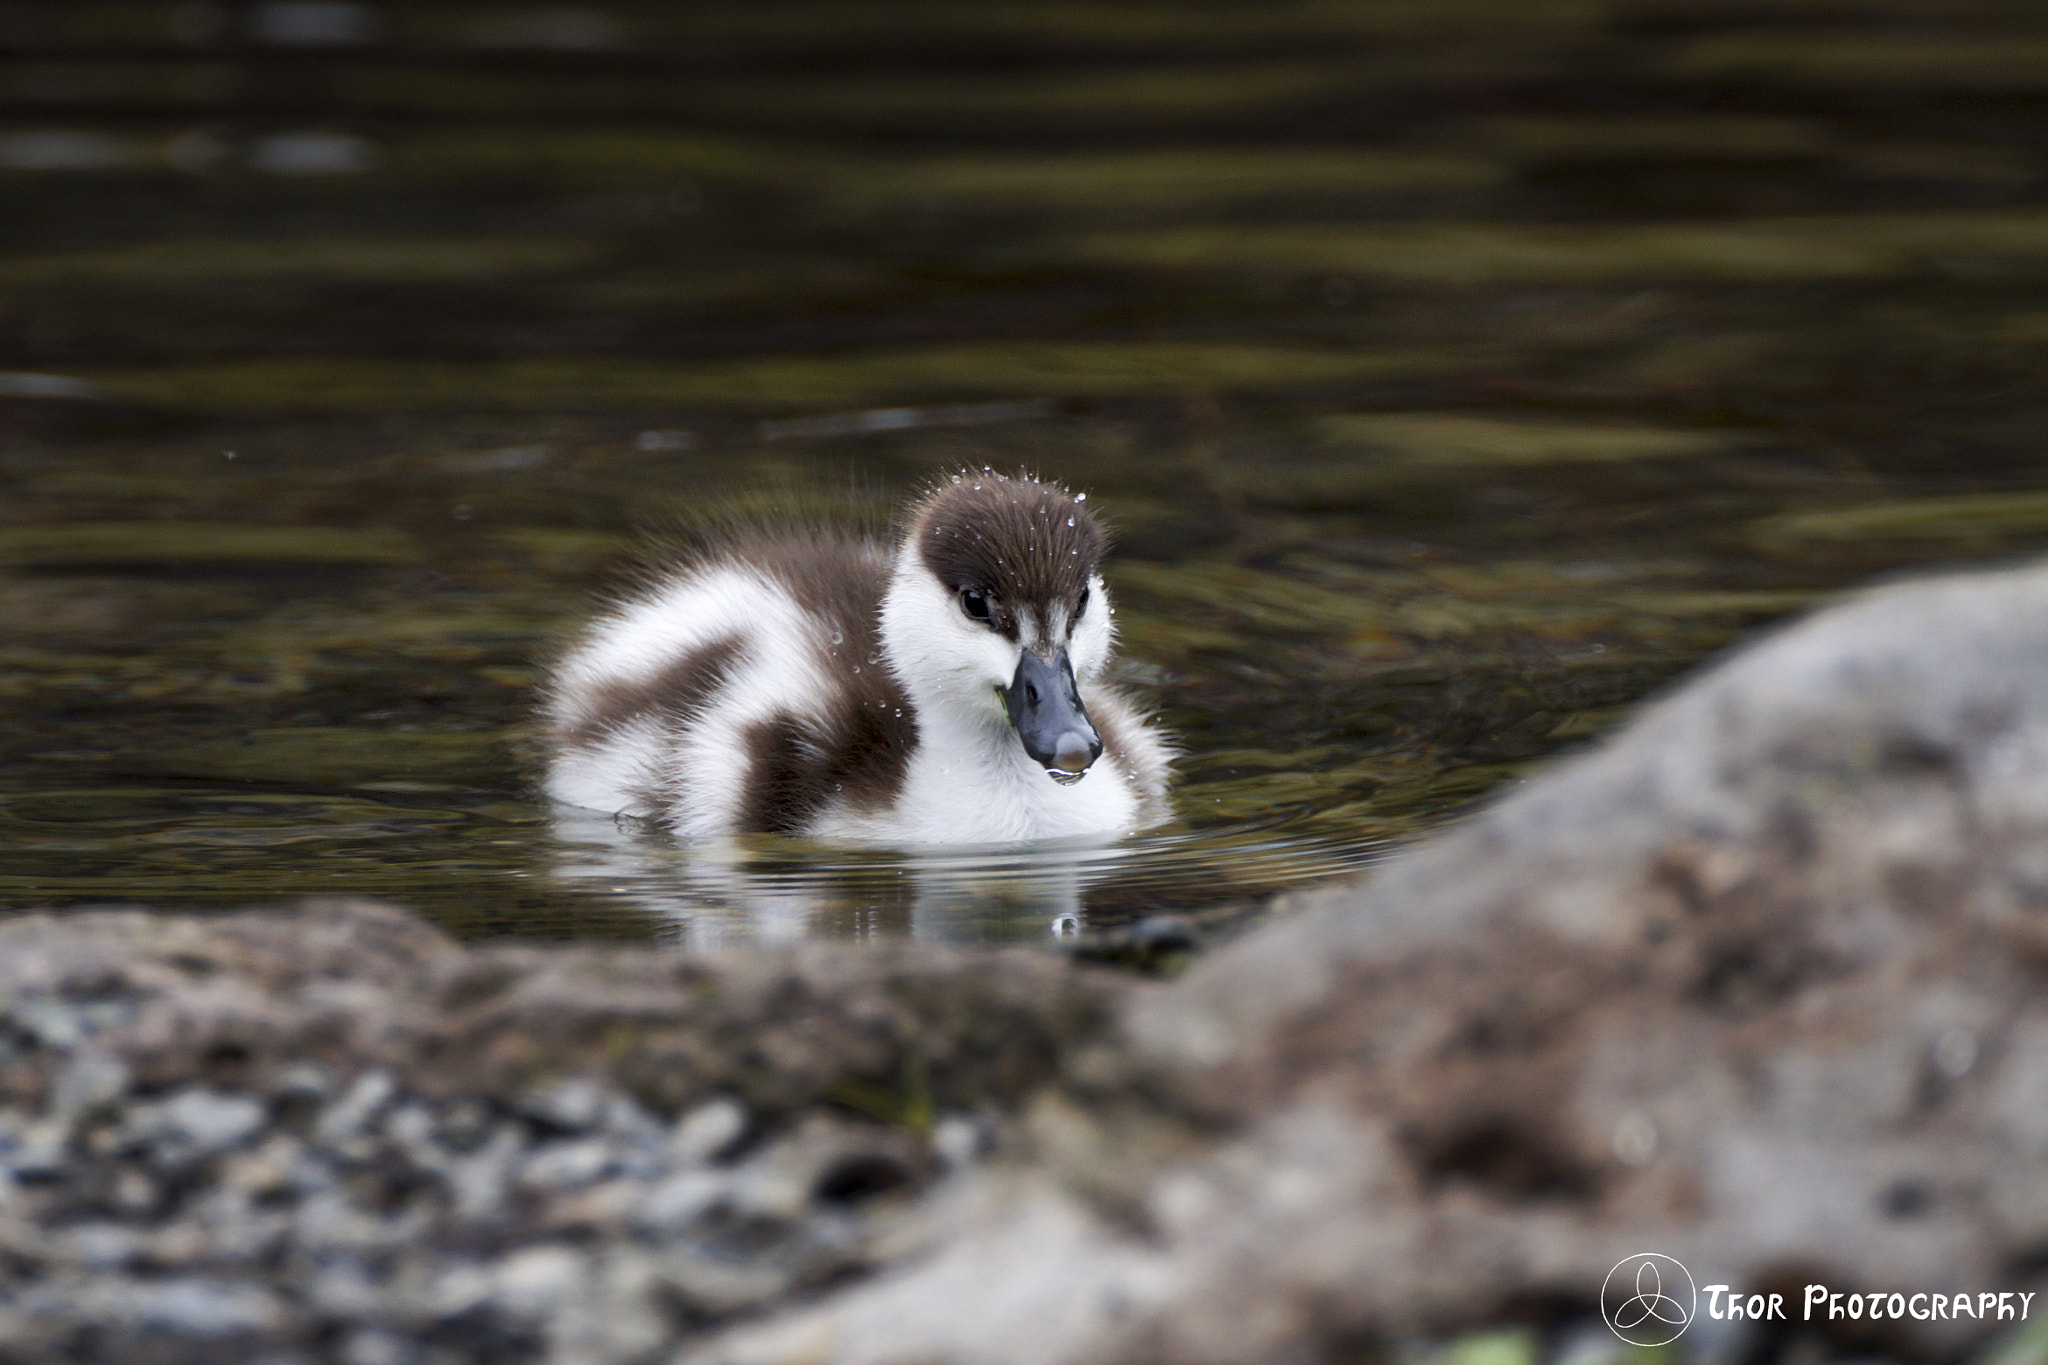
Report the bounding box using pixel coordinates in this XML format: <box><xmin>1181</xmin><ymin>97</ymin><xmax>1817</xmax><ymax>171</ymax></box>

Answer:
<box><xmin>0</xmin><ymin>900</ymin><xmax>1097</xmax><ymax>1364</ymax></box>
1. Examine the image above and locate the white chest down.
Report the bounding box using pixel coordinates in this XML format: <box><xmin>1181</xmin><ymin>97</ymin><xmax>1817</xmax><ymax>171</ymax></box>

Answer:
<box><xmin>808</xmin><ymin>702</ymin><xmax>1150</xmax><ymax>844</ymax></box>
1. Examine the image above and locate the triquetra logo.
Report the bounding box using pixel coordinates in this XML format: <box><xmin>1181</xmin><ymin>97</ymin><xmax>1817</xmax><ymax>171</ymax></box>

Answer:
<box><xmin>1601</xmin><ymin>1253</ymin><xmax>1697</xmax><ymax>1347</ymax></box>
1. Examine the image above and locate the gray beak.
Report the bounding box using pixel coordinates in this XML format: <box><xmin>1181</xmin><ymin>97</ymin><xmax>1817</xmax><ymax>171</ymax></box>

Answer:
<box><xmin>1003</xmin><ymin>649</ymin><xmax>1101</xmax><ymax>782</ymax></box>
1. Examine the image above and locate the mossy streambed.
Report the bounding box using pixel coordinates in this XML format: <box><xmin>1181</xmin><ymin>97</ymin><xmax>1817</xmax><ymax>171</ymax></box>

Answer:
<box><xmin>8</xmin><ymin>0</ymin><xmax>2048</xmax><ymax>944</ymax></box>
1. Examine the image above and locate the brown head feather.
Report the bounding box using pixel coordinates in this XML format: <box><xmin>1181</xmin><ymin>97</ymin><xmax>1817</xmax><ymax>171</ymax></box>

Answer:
<box><xmin>911</xmin><ymin>472</ymin><xmax>1103</xmax><ymax>641</ymax></box>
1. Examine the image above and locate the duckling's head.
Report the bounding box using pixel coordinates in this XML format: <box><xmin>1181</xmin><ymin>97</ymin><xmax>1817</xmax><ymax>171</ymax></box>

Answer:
<box><xmin>881</xmin><ymin>472</ymin><xmax>1113</xmax><ymax>782</ymax></box>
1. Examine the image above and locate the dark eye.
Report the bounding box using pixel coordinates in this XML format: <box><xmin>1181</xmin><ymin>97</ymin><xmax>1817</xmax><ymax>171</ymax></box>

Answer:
<box><xmin>958</xmin><ymin>587</ymin><xmax>993</xmax><ymax>623</ymax></box>
<box><xmin>1075</xmin><ymin>584</ymin><xmax>1091</xmax><ymax>619</ymax></box>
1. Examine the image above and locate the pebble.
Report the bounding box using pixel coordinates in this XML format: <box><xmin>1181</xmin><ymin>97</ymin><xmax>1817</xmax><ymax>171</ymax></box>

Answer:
<box><xmin>271</xmin><ymin>1062</ymin><xmax>335</xmax><ymax>1103</ymax></box>
<box><xmin>517</xmin><ymin>1076</ymin><xmax>605</xmax><ymax>1132</ymax></box>
<box><xmin>51</xmin><ymin>1054</ymin><xmax>130</xmax><ymax>1117</ymax></box>
<box><xmin>932</xmin><ymin>1114</ymin><xmax>986</xmax><ymax>1170</ymax></box>
<box><xmin>669</xmin><ymin>1096</ymin><xmax>748</xmax><ymax>1164</ymax></box>
<box><xmin>317</xmin><ymin>1070</ymin><xmax>396</xmax><ymax>1149</ymax></box>
<box><xmin>64</xmin><ymin>1223</ymin><xmax>143</xmax><ymax>1268</ymax></box>
<box><xmin>130</xmin><ymin>1279</ymin><xmax>285</xmax><ymax>1336</ymax></box>
<box><xmin>636</xmin><ymin>1168</ymin><xmax>727</xmax><ymax>1232</ymax></box>
<box><xmin>493</xmin><ymin>1244</ymin><xmax>588</xmax><ymax>1317</ymax></box>
<box><xmin>6</xmin><ymin>1120</ymin><xmax>70</xmax><ymax>1179</ymax></box>
<box><xmin>339</xmin><ymin>1330</ymin><xmax>410</xmax><ymax>1365</ymax></box>
<box><xmin>518</xmin><ymin>1137</ymin><xmax>615</xmax><ymax>1191</ymax></box>
<box><xmin>153</xmin><ymin>1088</ymin><xmax>267</xmax><ymax>1156</ymax></box>
<box><xmin>9</xmin><ymin>995</ymin><xmax>131</xmax><ymax>1049</ymax></box>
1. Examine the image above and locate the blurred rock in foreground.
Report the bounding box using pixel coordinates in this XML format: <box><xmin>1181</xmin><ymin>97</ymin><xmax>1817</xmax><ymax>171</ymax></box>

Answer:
<box><xmin>13</xmin><ymin>560</ymin><xmax>2048</xmax><ymax>1363</ymax></box>
<box><xmin>0</xmin><ymin>904</ymin><xmax>1111</xmax><ymax>1362</ymax></box>
<box><xmin>705</xmin><ymin>557</ymin><xmax>2048</xmax><ymax>1365</ymax></box>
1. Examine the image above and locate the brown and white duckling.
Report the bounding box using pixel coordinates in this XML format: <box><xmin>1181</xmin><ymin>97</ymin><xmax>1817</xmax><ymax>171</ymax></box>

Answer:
<box><xmin>542</xmin><ymin>472</ymin><xmax>1172</xmax><ymax>844</ymax></box>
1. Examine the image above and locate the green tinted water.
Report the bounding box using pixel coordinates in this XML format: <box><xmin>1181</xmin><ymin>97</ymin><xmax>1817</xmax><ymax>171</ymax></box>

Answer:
<box><xmin>8</xmin><ymin>1</ymin><xmax>2048</xmax><ymax>944</ymax></box>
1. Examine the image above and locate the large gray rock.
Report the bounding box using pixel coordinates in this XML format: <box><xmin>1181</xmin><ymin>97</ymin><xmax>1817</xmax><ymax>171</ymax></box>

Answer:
<box><xmin>696</xmin><ymin>558</ymin><xmax>2048</xmax><ymax>1364</ymax></box>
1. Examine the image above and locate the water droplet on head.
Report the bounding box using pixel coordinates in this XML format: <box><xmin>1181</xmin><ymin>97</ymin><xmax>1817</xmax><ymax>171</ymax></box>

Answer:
<box><xmin>830</xmin><ymin>630</ymin><xmax>843</xmax><ymax>645</ymax></box>
<box><xmin>1075</xmin><ymin>493</ymin><xmax>1086</xmax><ymax>502</ymax></box>
<box><xmin>1067</xmin><ymin>517</ymin><xmax>1075</xmax><ymax>527</ymax></box>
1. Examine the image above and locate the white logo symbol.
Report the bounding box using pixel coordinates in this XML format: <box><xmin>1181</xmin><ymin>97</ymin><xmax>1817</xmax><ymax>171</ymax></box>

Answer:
<box><xmin>1601</xmin><ymin>1253</ymin><xmax>1696</xmax><ymax>1347</ymax></box>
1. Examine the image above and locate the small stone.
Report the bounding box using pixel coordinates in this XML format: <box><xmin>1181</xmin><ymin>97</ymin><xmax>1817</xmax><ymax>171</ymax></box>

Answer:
<box><xmin>518</xmin><ymin>1138</ymin><xmax>614</xmax><ymax>1192</ymax></box>
<box><xmin>220</xmin><ymin>1135</ymin><xmax>302</xmax><ymax>1199</ymax></box>
<box><xmin>598</xmin><ymin>1093</ymin><xmax>663</xmax><ymax>1146</ymax></box>
<box><xmin>271</xmin><ymin>1062</ymin><xmax>335</xmax><ymax>1103</ymax></box>
<box><xmin>1935</xmin><ymin>1027</ymin><xmax>1978</xmax><ymax>1077</ymax></box>
<box><xmin>5</xmin><ymin>1120</ymin><xmax>69</xmax><ymax>1179</ymax></box>
<box><xmin>295</xmin><ymin>1190</ymin><xmax>420</xmax><ymax>1254</ymax></box>
<box><xmin>66</xmin><ymin>1223</ymin><xmax>143</xmax><ymax>1267</ymax></box>
<box><xmin>423</xmin><ymin>1262</ymin><xmax>494</xmax><ymax>1320</ymax></box>
<box><xmin>143</xmin><ymin>1221</ymin><xmax>210</xmax><ymax>1269</ymax></box>
<box><xmin>668</xmin><ymin>1097</ymin><xmax>747</xmax><ymax>1165</ymax></box>
<box><xmin>446</xmin><ymin>1126</ymin><xmax>521</xmax><ymax>1224</ymax></box>
<box><xmin>578</xmin><ymin>1247</ymin><xmax>673</xmax><ymax>1361</ymax></box>
<box><xmin>158</xmin><ymin>1088</ymin><xmax>266</xmax><ymax>1156</ymax></box>
<box><xmin>10</xmin><ymin>995</ymin><xmax>123</xmax><ymax>1050</ymax></box>
<box><xmin>518</xmin><ymin>1077</ymin><xmax>605</xmax><ymax>1133</ymax></box>
<box><xmin>493</xmin><ymin>1244</ymin><xmax>588</xmax><ymax>1319</ymax></box>
<box><xmin>308</xmin><ymin>1259</ymin><xmax>385</xmax><ymax>1316</ymax></box>
<box><xmin>317</xmin><ymin>1070</ymin><xmax>396</xmax><ymax>1149</ymax></box>
<box><xmin>131</xmin><ymin>1279</ymin><xmax>285</xmax><ymax>1336</ymax></box>
<box><xmin>339</xmin><ymin>1330</ymin><xmax>410</xmax><ymax>1365</ymax></box>
<box><xmin>538</xmin><ymin>1178</ymin><xmax>641</xmax><ymax>1233</ymax></box>
<box><xmin>52</xmin><ymin>1054</ymin><xmax>130</xmax><ymax>1118</ymax></box>
<box><xmin>931</xmin><ymin>1115</ymin><xmax>986</xmax><ymax>1171</ymax></box>
<box><xmin>432</xmin><ymin>1099</ymin><xmax>494</xmax><ymax>1152</ymax></box>
<box><xmin>635</xmin><ymin>1169</ymin><xmax>726</xmax><ymax>1233</ymax></box>
<box><xmin>384</xmin><ymin>1103</ymin><xmax>436</xmax><ymax>1153</ymax></box>
<box><xmin>112</xmin><ymin>1166</ymin><xmax>155</xmax><ymax>1213</ymax></box>
<box><xmin>650</xmin><ymin>1244</ymin><xmax>795</xmax><ymax>1316</ymax></box>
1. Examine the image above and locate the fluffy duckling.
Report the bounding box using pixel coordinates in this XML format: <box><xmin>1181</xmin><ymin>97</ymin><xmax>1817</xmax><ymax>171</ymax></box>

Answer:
<box><xmin>542</xmin><ymin>472</ymin><xmax>1172</xmax><ymax>844</ymax></box>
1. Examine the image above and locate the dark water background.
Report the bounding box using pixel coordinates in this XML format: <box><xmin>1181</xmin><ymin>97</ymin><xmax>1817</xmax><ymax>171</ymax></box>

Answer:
<box><xmin>7</xmin><ymin>0</ymin><xmax>2048</xmax><ymax>944</ymax></box>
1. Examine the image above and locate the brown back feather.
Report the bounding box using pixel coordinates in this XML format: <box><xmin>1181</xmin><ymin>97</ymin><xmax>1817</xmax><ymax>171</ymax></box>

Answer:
<box><xmin>715</xmin><ymin>531</ymin><xmax>920</xmax><ymax>833</ymax></box>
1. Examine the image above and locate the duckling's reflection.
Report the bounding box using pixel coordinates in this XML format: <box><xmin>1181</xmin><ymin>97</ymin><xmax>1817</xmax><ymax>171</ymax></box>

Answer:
<box><xmin>547</xmin><ymin>808</ymin><xmax>1105</xmax><ymax>948</ymax></box>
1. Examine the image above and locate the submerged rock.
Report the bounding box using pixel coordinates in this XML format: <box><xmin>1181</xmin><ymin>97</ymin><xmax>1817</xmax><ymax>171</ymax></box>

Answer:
<box><xmin>10</xmin><ymin>559</ymin><xmax>2048</xmax><ymax>1362</ymax></box>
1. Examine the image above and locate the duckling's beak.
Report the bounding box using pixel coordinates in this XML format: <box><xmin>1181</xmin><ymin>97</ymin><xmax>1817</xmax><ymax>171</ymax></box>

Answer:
<box><xmin>1003</xmin><ymin>649</ymin><xmax>1101</xmax><ymax>782</ymax></box>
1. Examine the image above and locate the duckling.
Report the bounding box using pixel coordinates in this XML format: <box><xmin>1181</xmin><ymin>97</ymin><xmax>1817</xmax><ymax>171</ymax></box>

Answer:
<box><xmin>542</xmin><ymin>472</ymin><xmax>1172</xmax><ymax>844</ymax></box>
